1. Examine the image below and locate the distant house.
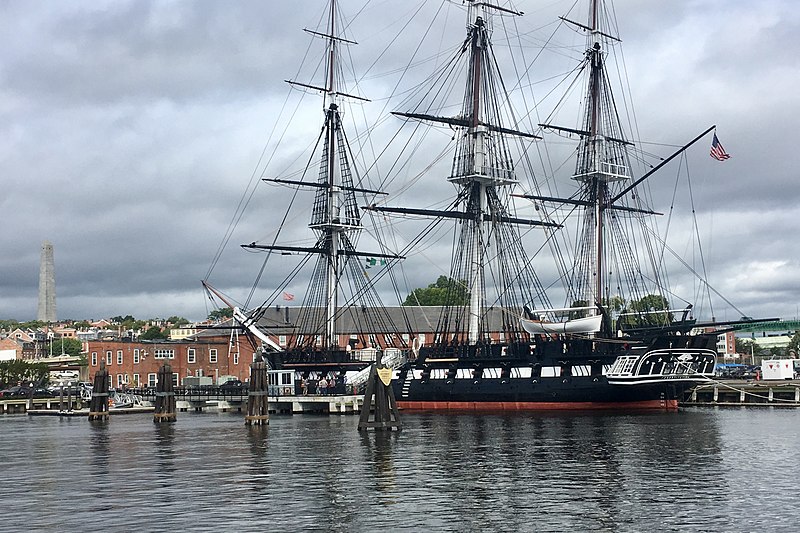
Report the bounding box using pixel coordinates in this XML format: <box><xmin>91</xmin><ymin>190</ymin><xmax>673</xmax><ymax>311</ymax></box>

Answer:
<box><xmin>76</xmin><ymin>329</ymin><xmax>99</xmax><ymax>341</ymax></box>
<box><xmin>7</xmin><ymin>328</ymin><xmax>34</xmax><ymax>343</ymax></box>
<box><xmin>0</xmin><ymin>338</ymin><xmax>22</xmax><ymax>361</ymax></box>
<box><xmin>169</xmin><ymin>326</ymin><xmax>198</xmax><ymax>341</ymax></box>
<box><xmin>54</xmin><ymin>327</ymin><xmax>77</xmax><ymax>339</ymax></box>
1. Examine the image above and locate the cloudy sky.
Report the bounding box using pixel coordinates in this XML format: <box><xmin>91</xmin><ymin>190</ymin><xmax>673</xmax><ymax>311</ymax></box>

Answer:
<box><xmin>1</xmin><ymin>0</ymin><xmax>798</xmax><ymax>323</ymax></box>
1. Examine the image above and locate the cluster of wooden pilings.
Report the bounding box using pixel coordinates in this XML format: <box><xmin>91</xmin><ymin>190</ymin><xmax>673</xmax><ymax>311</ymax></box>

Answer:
<box><xmin>87</xmin><ymin>362</ymin><xmax>110</xmax><ymax>421</ymax></box>
<box><xmin>358</xmin><ymin>364</ymin><xmax>402</xmax><ymax>431</ymax></box>
<box><xmin>83</xmin><ymin>359</ymin><xmax>402</xmax><ymax>432</ymax></box>
<box><xmin>58</xmin><ymin>383</ymin><xmax>80</xmax><ymax>412</ymax></box>
<box><xmin>153</xmin><ymin>363</ymin><xmax>177</xmax><ymax>423</ymax></box>
<box><xmin>245</xmin><ymin>356</ymin><xmax>269</xmax><ymax>426</ymax></box>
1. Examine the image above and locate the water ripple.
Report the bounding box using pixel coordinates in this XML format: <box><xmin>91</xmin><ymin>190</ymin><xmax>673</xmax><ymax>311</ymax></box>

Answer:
<box><xmin>1</xmin><ymin>408</ymin><xmax>799</xmax><ymax>532</ymax></box>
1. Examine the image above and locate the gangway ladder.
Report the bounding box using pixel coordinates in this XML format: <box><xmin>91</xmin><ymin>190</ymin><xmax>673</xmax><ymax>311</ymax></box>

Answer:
<box><xmin>401</xmin><ymin>375</ymin><xmax>412</xmax><ymax>399</ymax></box>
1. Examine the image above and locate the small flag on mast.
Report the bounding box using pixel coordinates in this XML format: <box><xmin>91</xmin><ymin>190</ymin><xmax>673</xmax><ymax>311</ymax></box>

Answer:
<box><xmin>282</xmin><ymin>292</ymin><xmax>295</xmax><ymax>302</ymax></box>
<box><xmin>365</xmin><ymin>257</ymin><xmax>387</xmax><ymax>269</ymax></box>
<box><xmin>710</xmin><ymin>133</ymin><xmax>731</xmax><ymax>161</ymax></box>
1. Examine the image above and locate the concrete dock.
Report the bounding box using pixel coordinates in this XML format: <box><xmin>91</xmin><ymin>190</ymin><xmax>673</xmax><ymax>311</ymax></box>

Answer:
<box><xmin>683</xmin><ymin>380</ymin><xmax>800</xmax><ymax>407</ymax></box>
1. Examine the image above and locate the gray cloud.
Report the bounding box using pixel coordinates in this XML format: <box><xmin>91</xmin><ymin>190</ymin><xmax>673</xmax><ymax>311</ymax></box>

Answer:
<box><xmin>1</xmin><ymin>0</ymin><xmax>797</xmax><ymax>322</ymax></box>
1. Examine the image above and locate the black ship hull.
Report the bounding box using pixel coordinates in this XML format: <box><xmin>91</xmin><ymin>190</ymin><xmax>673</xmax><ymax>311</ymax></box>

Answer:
<box><xmin>391</xmin><ymin>341</ymin><xmax>717</xmax><ymax>411</ymax></box>
<box><xmin>392</xmin><ymin>374</ymin><xmax>690</xmax><ymax>411</ymax></box>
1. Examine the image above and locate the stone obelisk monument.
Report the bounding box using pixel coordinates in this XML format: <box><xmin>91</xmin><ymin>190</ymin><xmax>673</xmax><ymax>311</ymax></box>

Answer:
<box><xmin>37</xmin><ymin>241</ymin><xmax>57</xmax><ymax>322</ymax></box>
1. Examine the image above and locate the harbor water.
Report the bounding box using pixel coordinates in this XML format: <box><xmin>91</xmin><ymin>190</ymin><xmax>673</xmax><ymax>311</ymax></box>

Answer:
<box><xmin>3</xmin><ymin>408</ymin><xmax>799</xmax><ymax>532</ymax></box>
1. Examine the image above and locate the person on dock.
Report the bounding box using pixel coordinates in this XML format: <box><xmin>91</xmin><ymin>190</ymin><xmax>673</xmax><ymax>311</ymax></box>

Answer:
<box><xmin>301</xmin><ymin>378</ymin><xmax>308</xmax><ymax>396</ymax></box>
<box><xmin>319</xmin><ymin>376</ymin><xmax>328</xmax><ymax>396</ymax></box>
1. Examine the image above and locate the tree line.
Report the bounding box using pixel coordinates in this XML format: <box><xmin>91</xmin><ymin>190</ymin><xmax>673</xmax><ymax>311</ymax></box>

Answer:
<box><xmin>0</xmin><ymin>360</ymin><xmax>50</xmax><ymax>388</ymax></box>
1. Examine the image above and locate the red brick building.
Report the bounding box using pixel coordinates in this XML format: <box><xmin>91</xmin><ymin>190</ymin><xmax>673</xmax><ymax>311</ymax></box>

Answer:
<box><xmin>85</xmin><ymin>336</ymin><xmax>256</xmax><ymax>388</ymax></box>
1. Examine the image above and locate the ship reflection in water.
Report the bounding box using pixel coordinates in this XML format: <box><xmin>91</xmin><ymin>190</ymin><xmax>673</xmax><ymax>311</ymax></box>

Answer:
<box><xmin>4</xmin><ymin>410</ymin><xmax>800</xmax><ymax>531</ymax></box>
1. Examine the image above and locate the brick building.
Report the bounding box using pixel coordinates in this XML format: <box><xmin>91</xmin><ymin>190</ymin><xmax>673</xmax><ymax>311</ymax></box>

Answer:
<box><xmin>86</xmin><ymin>335</ymin><xmax>255</xmax><ymax>388</ymax></box>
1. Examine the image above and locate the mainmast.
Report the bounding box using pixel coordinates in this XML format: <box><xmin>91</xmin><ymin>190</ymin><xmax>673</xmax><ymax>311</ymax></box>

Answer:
<box><xmin>464</xmin><ymin>9</ymin><xmax>490</xmax><ymax>344</ymax></box>
<box><xmin>367</xmin><ymin>0</ymin><xmax>558</xmax><ymax>352</ymax></box>
<box><xmin>322</xmin><ymin>1</ymin><xmax>340</xmax><ymax>351</ymax></box>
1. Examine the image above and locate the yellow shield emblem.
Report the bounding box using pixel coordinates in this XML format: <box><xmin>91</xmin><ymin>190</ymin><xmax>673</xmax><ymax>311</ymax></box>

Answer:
<box><xmin>377</xmin><ymin>367</ymin><xmax>392</xmax><ymax>386</ymax></box>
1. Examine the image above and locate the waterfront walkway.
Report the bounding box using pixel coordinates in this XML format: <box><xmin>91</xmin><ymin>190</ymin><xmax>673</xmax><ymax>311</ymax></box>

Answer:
<box><xmin>4</xmin><ymin>392</ymin><xmax>365</xmax><ymax>416</ymax></box>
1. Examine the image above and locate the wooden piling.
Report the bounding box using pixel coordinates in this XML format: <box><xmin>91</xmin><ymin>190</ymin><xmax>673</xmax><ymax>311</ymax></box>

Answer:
<box><xmin>245</xmin><ymin>356</ymin><xmax>269</xmax><ymax>425</ymax></box>
<box><xmin>88</xmin><ymin>362</ymin><xmax>110</xmax><ymax>421</ymax></box>
<box><xmin>153</xmin><ymin>363</ymin><xmax>176</xmax><ymax>423</ymax></box>
<box><xmin>358</xmin><ymin>364</ymin><xmax>402</xmax><ymax>431</ymax></box>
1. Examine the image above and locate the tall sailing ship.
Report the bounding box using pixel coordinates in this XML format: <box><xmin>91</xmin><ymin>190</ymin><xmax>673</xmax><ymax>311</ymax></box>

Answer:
<box><xmin>207</xmin><ymin>0</ymin><xmax>759</xmax><ymax>410</ymax></box>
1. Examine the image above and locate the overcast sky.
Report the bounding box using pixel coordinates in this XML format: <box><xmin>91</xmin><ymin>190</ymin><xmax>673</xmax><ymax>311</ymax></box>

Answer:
<box><xmin>1</xmin><ymin>0</ymin><xmax>798</xmax><ymax>323</ymax></box>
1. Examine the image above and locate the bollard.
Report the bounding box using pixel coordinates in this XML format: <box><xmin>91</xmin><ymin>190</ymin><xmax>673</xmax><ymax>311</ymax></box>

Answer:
<box><xmin>88</xmin><ymin>362</ymin><xmax>110</xmax><ymax>421</ymax></box>
<box><xmin>153</xmin><ymin>363</ymin><xmax>177</xmax><ymax>423</ymax></box>
<box><xmin>358</xmin><ymin>363</ymin><xmax>402</xmax><ymax>432</ymax></box>
<box><xmin>245</xmin><ymin>355</ymin><xmax>269</xmax><ymax>426</ymax></box>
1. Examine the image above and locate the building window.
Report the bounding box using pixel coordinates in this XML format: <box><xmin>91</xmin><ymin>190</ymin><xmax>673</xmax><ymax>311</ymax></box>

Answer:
<box><xmin>147</xmin><ymin>373</ymin><xmax>157</xmax><ymax>387</ymax></box>
<box><xmin>195</xmin><ymin>369</ymin><xmax>204</xmax><ymax>377</ymax></box>
<box><xmin>134</xmin><ymin>349</ymin><xmax>140</xmax><ymax>364</ymax></box>
<box><xmin>187</xmin><ymin>348</ymin><xmax>196</xmax><ymax>364</ymax></box>
<box><xmin>402</xmin><ymin>333</ymin><xmax>410</xmax><ymax>343</ymax></box>
<box><xmin>117</xmin><ymin>374</ymin><xmax>125</xmax><ymax>388</ymax></box>
<box><xmin>91</xmin><ymin>352</ymin><xmax>97</xmax><ymax>366</ymax></box>
<box><xmin>333</xmin><ymin>334</ymin><xmax>339</xmax><ymax>346</ymax></box>
<box><xmin>315</xmin><ymin>335</ymin><xmax>322</xmax><ymax>346</ymax></box>
<box><xmin>172</xmin><ymin>373</ymin><xmax>179</xmax><ymax>387</ymax></box>
<box><xmin>106</xmin><ymin>351</ymin><xmax>112</xmax><ymax>365</ymax></box>
<box><xmin>133</xmin><ymin>373</ymin><xmax>140</xmax><ymax>387</ymax></box>
<box><xmin>278</xmin><ymin>336</ymin><xmax>287</xmax><ymax>347</ymax></box>
<box><xmin>154</xmin><ymin>349</ymin><xmax>175</xmax><ymax>359</ymax></box>
<box><xmin>117</xmin><ymin>350</ymin><xmax>123</xmax><ymax>365</ymax></box>
<box><xmin>233</xmin><ymin>353</ymin><xmax>239</xmax><ymax>365</ymax></box>
<box><xmin>209</xmin><ymin>349</ymin><xmax>217</xmax><ymax>363</ymax></box>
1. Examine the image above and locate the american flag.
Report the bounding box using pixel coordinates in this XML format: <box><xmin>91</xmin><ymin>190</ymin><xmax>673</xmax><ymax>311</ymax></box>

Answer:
<box><xmin>282</xmin><ymin>292</ymin><xmax>295</xmax><ymax>302</ymax></box>
<box><xmin>710</xmin><ymin>133</ymin><xmax>731</xmax><ymax>161</ymax></box>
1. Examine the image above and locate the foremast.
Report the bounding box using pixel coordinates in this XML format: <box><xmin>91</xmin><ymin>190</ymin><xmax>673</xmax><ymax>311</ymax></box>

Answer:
<box><xmin>242</xmin><ymin>0</ymin><xmax>401</xmax><ymax>360</ymax></box>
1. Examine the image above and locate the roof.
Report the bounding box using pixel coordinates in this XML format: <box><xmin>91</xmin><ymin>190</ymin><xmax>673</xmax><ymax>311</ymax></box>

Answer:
<box><xmin>196</xmin><ymin>305</ymin><xmax>523</xmax><ymax>337</ymax></box>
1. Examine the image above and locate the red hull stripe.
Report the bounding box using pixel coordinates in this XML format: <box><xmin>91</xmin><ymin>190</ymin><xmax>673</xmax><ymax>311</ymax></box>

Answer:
<box><xmin>396</xmin><ymin>399</ymin><xmax>678</xmax><ymax>411</ymax></box>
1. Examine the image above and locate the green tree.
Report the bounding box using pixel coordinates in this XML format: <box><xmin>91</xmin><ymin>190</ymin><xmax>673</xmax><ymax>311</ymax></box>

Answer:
<box><xmin>786</xmin><ymin>331</ymin><xmax>800</xmax><ymax>357</ymax></box>
<box><xmin>403</xmin><ymin>276</ymin><xmax>470</xmax><ymax>306</ymax></box>
<box><xmin>166</xmin><ymin>316</ymin><xmax>190</xmax><ymax>326</ymax></box>
<box><xmin>568</xmin><ymin>300</ymin><xmax>590</xmax><ymax>319</ymax></box>
<box><xmin>56</xmin><ymin>337</ymin><xmax>83</xmax><ymax>358</ymax></box>
<box><xmin>735</xmin><ymin>338</ymin><xmax>763</xmax><ymax>358</ymax></box>
<box><xmin>208</xmin><ymin>307</ymin><xmax>234</xmax><ymax>321</ymax></box>
<box><xmin>605</xmin><ymin>295</ymin><xmax>626</xmax><ymax>312</ymax></box>
<box><xmin>0</xmin><ymin>360</ymin><xmax>49</xmax><ymax>388</ymax></box>
<box><xmin>140</xmin><ymin>326</ymin><xmax>167</xmax><ymax>340</ymax></box>
<box><xmin>624</xmin><ymin>293</ymin><xmax>672</xmax><ymax>327</ymax></box>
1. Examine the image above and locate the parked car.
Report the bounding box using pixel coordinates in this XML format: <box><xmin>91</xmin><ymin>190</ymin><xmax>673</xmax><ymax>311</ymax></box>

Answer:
<box><xmin>0</xmin><ymin>386</ymin><xmax>25</xmax><ymax>398</ymax></box>
<box><xmin>219</xmin><ymin>379</ymin><xmax>246</xmax><ymax>392</ymax></box>
<box><xmin>0</xmin><ymin>386</ymin><xmax>52</xmax><ymax>398</ymax></box>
